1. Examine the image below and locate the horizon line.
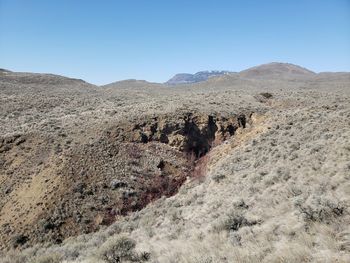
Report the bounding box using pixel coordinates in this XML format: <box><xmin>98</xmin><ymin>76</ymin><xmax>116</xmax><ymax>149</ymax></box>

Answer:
<box><xmin>1</xmin><ymin>61</ymin><xmax>350</xmax><ymax>86</ymax></box>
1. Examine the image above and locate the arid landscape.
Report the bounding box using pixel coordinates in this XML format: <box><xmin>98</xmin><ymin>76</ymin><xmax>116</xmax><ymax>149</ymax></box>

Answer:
<box><xmin>0</xmin><ymin>62</ymin><xmax>349</xmax><ymax>262</ymax></box>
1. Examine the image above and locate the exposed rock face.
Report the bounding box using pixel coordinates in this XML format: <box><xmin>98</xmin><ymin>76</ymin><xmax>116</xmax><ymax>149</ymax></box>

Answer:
<box><xmin>107</xmin><ymin>112</ymin><xmax>249</xmax><ymax>157</ymax></box>
<box><xmin>0</xmin><ymin>111</ymin><xmax>250</xmax><ymax>250</ymax></box>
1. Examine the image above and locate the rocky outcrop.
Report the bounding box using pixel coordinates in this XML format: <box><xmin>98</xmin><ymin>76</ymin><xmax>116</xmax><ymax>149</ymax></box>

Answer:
<box><xmin>107</xmin><ymin>111</ymin><xmax>249</xmax><ymax>157</ymax></box>
<box><xmin>0</xmin><ymin>111</ymin><xmax>251</xmax><ymax>250</ymax></box>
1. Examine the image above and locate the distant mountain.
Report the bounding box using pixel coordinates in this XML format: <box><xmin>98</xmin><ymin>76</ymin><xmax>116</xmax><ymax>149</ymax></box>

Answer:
<box><xmin>0</xmin><ymin>71</ymin><xmax>89</xmax><ymax>86</ymax></box>
<box><xmin>0</xmin><ymin>68</ymin><xmax>11</xmax><ymax>73</ymax></box>
<box><xmin>102</xmin><ymin>79</ymin><xmax>163</xmax><ymax>89</ymax></box>
<box><xmin>165</xmin><ymin>70</ymin><xmax>232</xmax><ymax>85</ymax></box>
<box><xmin>239</xmin><ymin>62</ymin><xmax>316</xmax><ymax>79</ymax></box>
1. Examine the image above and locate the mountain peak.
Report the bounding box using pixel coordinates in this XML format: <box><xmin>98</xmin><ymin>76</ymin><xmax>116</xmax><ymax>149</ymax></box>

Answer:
<box><xmin>239</xmin><ymin>62</ymin><xmax>315</xmax><ymax>78</ymax></box>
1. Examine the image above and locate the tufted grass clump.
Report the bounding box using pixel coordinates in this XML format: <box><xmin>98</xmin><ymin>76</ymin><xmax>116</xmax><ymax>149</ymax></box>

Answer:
<box><xmin>98</xmin><ymin>236</ymin><xmax>150</xmax><ymax>263</ymax></box>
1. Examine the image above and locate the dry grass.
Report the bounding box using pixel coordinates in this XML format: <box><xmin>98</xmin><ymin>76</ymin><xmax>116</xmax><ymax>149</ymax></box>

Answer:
<box><xmin>0</xmin><ymin>70</ymin><xmax>350</xmax><ymax>262</ymax></box>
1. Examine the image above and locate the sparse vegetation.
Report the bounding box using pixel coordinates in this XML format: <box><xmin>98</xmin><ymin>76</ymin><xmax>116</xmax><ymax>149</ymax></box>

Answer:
<box><xmin>218</xmin><ymin>211</ymin><xmax>257</xmax><ymax>232</ymax></box>
<box><xmin>30</xmin><ymin>254</ymin><xmax>62</xmax><ymax>263</ymax></box>
<box><xmin>98</xmin><ymin>237</ymin><xmax>149</xmax><ymax>263</ymax></box>
<box><xmin>260</xmin><ymin>92</ymin><xmax>273</xmax><ymax>99</ymax></box>
<box><xmin>1</xmin><ymin>65</ymin><xmax>350</xmax><ymax>262</ymax></box>
<box><xmin>295</xmin><ymin>195</ymin><xmax>345</xmax><ymax>223</ymax></box>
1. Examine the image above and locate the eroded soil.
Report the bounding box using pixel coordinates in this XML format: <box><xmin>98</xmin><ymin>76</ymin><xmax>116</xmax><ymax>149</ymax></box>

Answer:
<box><xmin>0</xmin><ymin>110</ymin><xmax>252</xmax><ymax>249</ymax></box>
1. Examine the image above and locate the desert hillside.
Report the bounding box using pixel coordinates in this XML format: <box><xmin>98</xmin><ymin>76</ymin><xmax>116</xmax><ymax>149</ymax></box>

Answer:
<box><xmin>0</xmin><ymin>63</ymin><xmax>349</xmax><ymax>263</ymax></box>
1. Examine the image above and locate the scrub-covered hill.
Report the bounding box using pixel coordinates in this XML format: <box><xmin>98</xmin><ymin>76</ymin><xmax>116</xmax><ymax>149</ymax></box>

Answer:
<box><xmin>0</xmin><ymin>64</ymin><xmax>349</xmax><ymax>263</ymax></box>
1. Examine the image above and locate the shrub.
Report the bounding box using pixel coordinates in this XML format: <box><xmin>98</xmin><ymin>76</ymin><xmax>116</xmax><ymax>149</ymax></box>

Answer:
<box><xmin>295</xmin><ymin>195</ymin><xmax>345</xmax><ymax>223</ymax></box>
<box><xmin>12</xmin><ymin>234</ymin><xmax>28</xmax><ymax>248</ymax></box>
<box><xmin>260</xmin><ymin>92</ymin><xmax>273</xmax><ymax>99</ymax></box>
<box><xmin>211</xmin><ymin>173</ymin><xmax>226</xmax><ymax>183</ymax></box>
<box><xmin>223</xmin><ymin>213</ymin><xmax>251</xmax><ymax>232</ymax></box>
<box><xmin>254</xmin><ymin>92</ymin><xmax>273</xmax><ymax>103</ymax></box>
<box><xmin>98</xmin><ymin>236</ymin><xmax>150</xmax><ymax>263</ymax></box>
<box><xmin>215</xmin><ymin>211</ymin><xmax>257</xmax><ymax>233</ymax></box>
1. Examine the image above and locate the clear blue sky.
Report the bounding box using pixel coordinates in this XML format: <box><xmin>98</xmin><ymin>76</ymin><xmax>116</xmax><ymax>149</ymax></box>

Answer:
<box><xmin>0</xmin><ymin>0</ymin><xmax>349</xmax><ymax>84</ymax></box>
